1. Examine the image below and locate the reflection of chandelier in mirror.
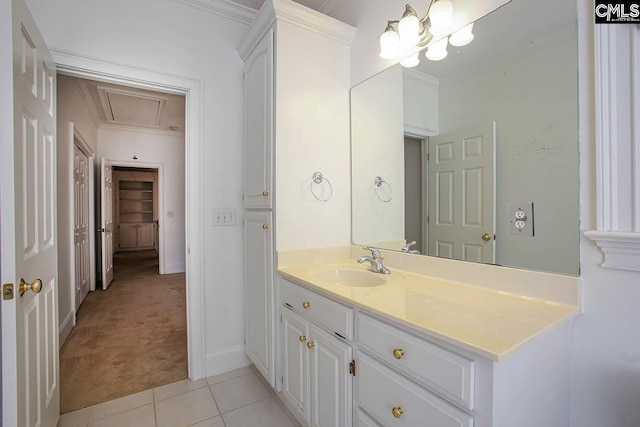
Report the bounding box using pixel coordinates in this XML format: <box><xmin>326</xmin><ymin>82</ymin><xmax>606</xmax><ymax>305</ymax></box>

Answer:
<box><xmin>379</xmin><ymin>0</ymin><xmax>474</xmax><ymax>67</ymax></box>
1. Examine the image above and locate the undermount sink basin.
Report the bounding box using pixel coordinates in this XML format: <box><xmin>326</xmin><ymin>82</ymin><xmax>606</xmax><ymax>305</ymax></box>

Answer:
<box><xmin>315</xmin><ymin>269</ymin><xmax>387</xmax><ymax>287</ymax></box>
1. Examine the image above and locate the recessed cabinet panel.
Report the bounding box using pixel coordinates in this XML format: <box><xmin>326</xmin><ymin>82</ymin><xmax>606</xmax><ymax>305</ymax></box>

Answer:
<box><xmin>357</xmin><ymin>313</ymin><xmax>475</xmax><ymax>410</ymax></box>
<box><xmin>281</xmin><ymin>307</ymin><xmax>309</xmax><ymax>424</ymax></box>
<box><xmin>357</xmin><ymin>353</ymin><xmax>473</xmax><ymax>427</ymax></box>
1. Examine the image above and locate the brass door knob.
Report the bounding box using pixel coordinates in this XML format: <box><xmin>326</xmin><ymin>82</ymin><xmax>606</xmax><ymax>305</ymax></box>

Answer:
<box><xmin>262</xmin><ymin>191</ymin><xmax>269</xmax><ymax>197</ymax></box>
<box><xmin>482</xmin><ymin>233</ymin><xmax>492</xmax><ymax>241</ymax></box>
<box><xmin>19</xmin><ymin>278</ymin><xmax>42</xmax><ymax>296</ymax></box>
<box><xmin>262</xmin><ymin>224</ymin><xmax>269</xmax><ymax>230</ymax></box>
<box><xmin>307</xmin><ymin>341</ymin><xmax>314</xmax><ymax>349</ymax></box>
<box><xmin>299</xmin><ymin>335</ymin><xmax>306</xmax><ymax>343</ymax></box>
<box><xmin>302</xmin><ymin>301</ymin><xmax>311</xmax><ymax>309</ymax></box>
<box><xmin>392</xmin><ymin>406</ymin><xmax>404</xmax><ymax>418</ymax></box>
<box><xmin>393</xmin><ymin>348</ymin><xmax>404</xmax><ymax>359</ymax></box>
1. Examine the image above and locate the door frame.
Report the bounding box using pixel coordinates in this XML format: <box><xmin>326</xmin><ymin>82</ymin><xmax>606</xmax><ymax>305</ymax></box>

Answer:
<box><xmin>109</xmin><ymin>161</ymin><xmax>164</xmax><ymax>272</ymax></box>
<box><xmin>55</xmin><ymin>52</ymin><xmax>206</xmax><ymax>379</ymax></box>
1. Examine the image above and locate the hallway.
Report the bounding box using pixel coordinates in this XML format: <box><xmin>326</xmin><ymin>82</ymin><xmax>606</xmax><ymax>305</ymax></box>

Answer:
<box><xmin>60</xmin><ymin>251</ymin><xmax>187</xmax><ymax>413</ymax></box>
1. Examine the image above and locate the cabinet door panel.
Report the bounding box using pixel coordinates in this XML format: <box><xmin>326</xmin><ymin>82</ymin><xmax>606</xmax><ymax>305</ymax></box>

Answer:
<box><xmin>244</xmin><ymin>211</ymin><xmax>274</xmax><ymax>384</ymax></box>
<box><xmin>119</xmin><ymin>224</ymin><xmax>138</xmax><ymax>248</ymax></box>
<box><xmin>281</xmin><ymin>308</ymin><xmax>309</xmax><ymax>424</ymax></box>
<box><xmin>310</xmin><ymin>325</ymin><xmax>353</xmax><ymax>427</ymax></box>
<box><xmin>243</xmin><ymin>30</ymin><xmax>273</xmax><ymax>209</ymax></box>
<box><xmin>137</xmin><ymin>223</ymin><xmax>155</xmax><ymax>248</ymax></box>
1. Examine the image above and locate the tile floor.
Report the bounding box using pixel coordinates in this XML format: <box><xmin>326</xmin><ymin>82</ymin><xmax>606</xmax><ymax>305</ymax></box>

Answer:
<box><xmin>57</xmin><ymin>366</ymin><xmax>301</xmax><ymax>427</ymax></box>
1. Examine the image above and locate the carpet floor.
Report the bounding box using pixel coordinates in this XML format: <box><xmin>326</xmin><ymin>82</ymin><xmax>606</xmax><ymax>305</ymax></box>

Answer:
<box><xmin>59</xmin><ymin>250</ymin><xmax>188</xmax><ymax>414</ymax></box>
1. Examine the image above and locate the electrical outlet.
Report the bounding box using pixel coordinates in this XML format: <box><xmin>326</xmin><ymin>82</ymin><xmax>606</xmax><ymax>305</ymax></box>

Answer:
<box><xmin>507</xmin><ymin>202</ymin><xmax>534</xmax><ymax>237</ymax></box>
<box><xmin>213</xmin><ymin>208</ymin><xmax>236</xmax><ymax>226</ymax></box>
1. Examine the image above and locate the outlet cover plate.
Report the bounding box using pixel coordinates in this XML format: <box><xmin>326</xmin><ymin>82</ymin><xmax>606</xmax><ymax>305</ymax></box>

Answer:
<box><xmin>508</xmin><ymin>202</ymin><xmax>534</xmax><ymax>237</ymax></box>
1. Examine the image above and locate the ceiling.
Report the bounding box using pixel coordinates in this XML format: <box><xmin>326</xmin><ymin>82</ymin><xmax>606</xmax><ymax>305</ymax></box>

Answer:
<box><xmin>70</xmin><ymin>76</ymin><xmax>186</xmax><ymax>133</ymax></box>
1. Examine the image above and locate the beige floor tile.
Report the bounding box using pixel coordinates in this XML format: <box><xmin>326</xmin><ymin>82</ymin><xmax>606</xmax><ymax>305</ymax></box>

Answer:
<box><xmin>57</xmin><ymin>406</ymin><xmax>92</xmax><ymax>427</ymax></box>
<box><xmin>153</xmin><ymin>378</ymin><xmax>208</xmax><ymax>402</ymax></box>
<box><xmin>155</xmin><ymin>387</ymin><xmax>219</xmax><ymax>427</ymax></box>
<box><xmin>222</xmin><ymin>397</ymin><xmax>299</xmax><ymax>427</ymax></box>
<box><xmin>206</xmin><ymin>365</ymin><xmax>253</xmax><ymax>385</ymax></box>
<box><xmin>210</xmin><ymin>372</ymin><xmax>271</xmax><ymax>413</ymax></box>
<box><xmin>88</xmin><ymin>390</ymin><xmax>153</xmax><ymax>422</ymax></box>
<box><xmin>88</xmin><ymin>404</ymin><xmax>155</xmax><ymax>427</ymax></box>
<box><xmin>189</xmin><ymin>416</ymin><xmax>225</xmax><ymax>426</ymax></box>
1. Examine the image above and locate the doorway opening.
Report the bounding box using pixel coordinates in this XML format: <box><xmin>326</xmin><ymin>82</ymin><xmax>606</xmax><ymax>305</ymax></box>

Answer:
<box><xmin>57</xmin><ymin>74</ymin><xmax>190</xmax><ymax>412</ymax></box>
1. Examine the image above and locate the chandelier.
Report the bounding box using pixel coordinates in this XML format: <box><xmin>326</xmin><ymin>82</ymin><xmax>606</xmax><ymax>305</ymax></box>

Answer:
<box><xmin>379</xmin><ymin>1</ymin><xmax>475</xmax><ymax>67</ymax></box>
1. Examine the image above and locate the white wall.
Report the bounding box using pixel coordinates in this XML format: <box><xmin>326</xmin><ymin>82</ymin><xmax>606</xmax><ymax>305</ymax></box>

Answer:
<box><xmin>98</xmin><ymin>128</ymin><xmax>186</xmax><ymax>273</ymax></box>
<box><xmin>24</xmin><ymin>0</ymin><xmax>250</xmax><ymax>376</ymax></box>
<box><xmin>56</xmin><ymin>74</ymin><xmax>99</xmax><ymax>345</ymax></box>
<box><xmin>273</xmin><ymin>17</ymin><xmax>353</xmax><ymax>250</ymax></box>
<box><xmin>438</xmin><ymin>30</ymin><xmax>579</xmax><ymax>275</ymax></box>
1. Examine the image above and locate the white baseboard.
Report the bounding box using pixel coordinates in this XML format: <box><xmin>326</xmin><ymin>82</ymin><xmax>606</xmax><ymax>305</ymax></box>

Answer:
<box><xmin>59</xmin><ymin>309</ymin><xmax>75</xmax><ymax>349</ymax></box>
<box><xmin>205</xmin><ymin>344</ymin><xmax>251</xmax><ymax>378</ymax></box>
<box><xmin>163</xmin><ymin>262</ymin><xmax>186</xmax><ymax>274</ymax></box>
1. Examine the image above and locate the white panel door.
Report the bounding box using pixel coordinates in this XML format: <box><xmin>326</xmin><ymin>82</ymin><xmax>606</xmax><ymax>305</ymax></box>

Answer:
<box><xmin>1</xmin><ymin>0</ymin><xmax>59</xmax><ymax>425</ymax></box>
<box><xmin>309</xmin><ymin>324</ymin><xmax>353</xmax><ymax>427</ymax></box>
<box><xmin>428</xmin><ymin>123</ymin><xmax>496</xmax><ymax>263</ymax></box>
<box><xmin>74</xmin><ymin>145</ymin><xmax>90</xmax><ymax>309</ymax></box>
<box><xmin>243</xmin><ymin>30</ymin><xmax>273</xmax><ymax>209</ymax></box>
<box><xmin>100</xmin><ymin>158</ymin><xmax>114</xmax><ymax>289</ymax></box>
<box><xmin>243</xmin><ymin>211</ymin><xmax>274</xmax><ymax>385</ymax></box>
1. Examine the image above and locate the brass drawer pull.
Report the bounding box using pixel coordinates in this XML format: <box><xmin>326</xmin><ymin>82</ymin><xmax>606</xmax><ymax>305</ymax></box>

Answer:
<box><xmin>302</xmin><ymin>301</ymin><xmax>311</xmax><ymax>309</ymax></box>
<box><xmin>262</xmin><ymin>224</ymin><xmax>269</xmax><ymax>230</ymax></box>
<box><xmin>262</xmin><ymin>191</ymin><xmax>269</xmax><ymax>197</ymax></box>
<box><xmin>307</xmin><ymin>341</ymin><xmax>314</xmax><ymax>349</ymax></box>
<box><xmin>392</xmin><ymin>406</ymin><xmax>404</xmax><ymax>418</ymax></box>
<box><xmin>393</xmin><ymin>348</ymin><xmax>404</xmax><ymax>359</ymax></box>
<box><xmin>299</xmin><ymin>335</ymin><xmax>306</xmax><ymax>343</ymax></box>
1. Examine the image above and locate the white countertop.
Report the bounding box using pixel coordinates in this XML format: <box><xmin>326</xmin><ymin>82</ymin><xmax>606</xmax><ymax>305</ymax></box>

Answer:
<box><xmin>278</xmin><ymin>259</ymin><xmax>579</xmax><ymax>361</ymax></box>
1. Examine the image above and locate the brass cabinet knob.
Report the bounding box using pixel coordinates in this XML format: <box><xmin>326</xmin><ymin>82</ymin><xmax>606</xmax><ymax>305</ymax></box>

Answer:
<box><xmin>392</xmin><ymin>406</ymin><xmax>404</xmax><ymax>418</ymax></box>
<box><xmin>262</xmin><ymin>191</ymin><xmax>269</xmax><ymax>197</ymax></box>
<box><xmin>19</xmin><ymin>278</ymin><xmax>42</xmax><ymax>296</ymax></box>
<box><xmin>393</xmin><ymin>348</ymin><xmax>404</xmax><ymax>359</ymax></box>
<box><xmin>482</xmin><ymin>233</ymin><xmax>492</xmax><ymax>241</ymax></box>
<box><xmin>302</xmin><ymin>301</ymin><xmax>311</xmax><ymax>309</ymax></box>
<box><xmin>262</xmin><ymin>224</ymin><xmax>269</xmax><ymax>230</ymax></box>
<box><xmin>299</xmin><ymin>335</ymin><xmax>306</xmax><ymax>343</ymax></box>
<box><xmin>307</xmin><ymin>341</ymin><xmax>314</xmax><ymax>349</ymax></box>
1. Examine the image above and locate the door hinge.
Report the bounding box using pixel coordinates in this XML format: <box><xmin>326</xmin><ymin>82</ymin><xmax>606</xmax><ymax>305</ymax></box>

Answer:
<box><xmin>349</xmin><ymin>360</ymin><xmax>356</xmax><ymax>376</ymax></box>
<box><xmin>281</xmin><ymin>376</ymin><xmax>284</xmax><ymax>385</ymax></box>
<box><xmin>3</xmin><ymin>283</ymin><xmax>14</xmax><ymax>300</ymax></box>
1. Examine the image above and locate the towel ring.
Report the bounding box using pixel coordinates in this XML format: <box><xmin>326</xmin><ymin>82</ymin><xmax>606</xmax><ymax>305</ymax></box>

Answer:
<box><xmin>311</xmin><ymin>171</ymin><xmax>333</xmax><ymax>202</ymax></box>
<box><xmin>374</xmin><ymin>176</ymin><xmax>393</xmax><ymax>202</ymax></box>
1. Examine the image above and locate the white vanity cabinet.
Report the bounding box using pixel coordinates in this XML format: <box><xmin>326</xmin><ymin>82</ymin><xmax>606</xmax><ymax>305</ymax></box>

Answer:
<box><xmin>280</xmin><ymin>279</ymin><xmax>354</xmax><ymax>427</ymax></box>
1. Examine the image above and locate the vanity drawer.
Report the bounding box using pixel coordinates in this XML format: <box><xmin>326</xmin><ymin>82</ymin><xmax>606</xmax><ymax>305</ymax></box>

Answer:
<box><xmin>281</xmin><ymin>279</ymin><xmax>353</xmax><ymax>340</ymax></box>
<box><xmin>357</xmin><ymin>352</ymin><xmax>473</xmax><ymax>427</ymax></box>
<box><xmin>357</xmin><ymin>313</ymin><xmax>475</xmax><ymax>410</ymax></box>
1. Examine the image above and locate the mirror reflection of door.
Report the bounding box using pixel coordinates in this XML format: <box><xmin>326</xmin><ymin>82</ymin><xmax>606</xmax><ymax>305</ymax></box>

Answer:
<box><xmin>427</xmin><ymin>122</ymin><xmax>496</xmax><ymax>263</ymax></box>
<box><xmin>404</xmin><ymin>136</ymin><xmax>424</xmax><ymax>254</ymax></box>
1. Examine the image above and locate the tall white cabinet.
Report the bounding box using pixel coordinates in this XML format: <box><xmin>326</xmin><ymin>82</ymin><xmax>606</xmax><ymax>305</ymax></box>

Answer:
<box><xmin>239</xmin><ymin>0</ymin><xmax>355</xmax><ymax>398</ymax></box>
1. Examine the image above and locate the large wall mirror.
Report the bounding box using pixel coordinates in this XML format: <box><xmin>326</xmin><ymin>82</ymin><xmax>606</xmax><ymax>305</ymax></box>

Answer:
<box><xmin>351</xmin><ymin>0</ymin><xmax>579</xmax><ymax>275</ymax></box>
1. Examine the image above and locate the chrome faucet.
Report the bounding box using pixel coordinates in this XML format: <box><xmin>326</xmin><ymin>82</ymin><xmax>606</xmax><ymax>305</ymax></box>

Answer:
<box><xmin>357</xmin><ymin>246</ymin><xmax>391</xmax><ymax>274</ymax></box>
<box><xmin>401</xmin><ymin>241</ymin><xmax>421</xmax><ymax>254</ymax></box>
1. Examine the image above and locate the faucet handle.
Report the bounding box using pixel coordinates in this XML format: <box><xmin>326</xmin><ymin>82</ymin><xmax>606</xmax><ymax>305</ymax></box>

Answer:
<box><xmin>363</xmin><ymin>246</ymin><xmax>381</xmax><ymax>258</ymax></box>
<box><xmin>401</xmin><ymin>241</ymin><xmax>417</xmax><ymax>252</ymax></box>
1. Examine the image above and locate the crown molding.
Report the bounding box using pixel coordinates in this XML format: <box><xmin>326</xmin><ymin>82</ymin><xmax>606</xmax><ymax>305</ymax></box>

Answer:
<box><xmin>173</xmin><ymin>0</ymin><xmax>256</xmax><ymax>25</ymax></box>
<box><xmin>585</xmin><ymin>231</ymin><xmax>640</xmax><ymax>272</ymax></box>
<box><xmin>317</xmin><ymin>0</ymin><xmax>348</xmax><ymax>17</ymax></box>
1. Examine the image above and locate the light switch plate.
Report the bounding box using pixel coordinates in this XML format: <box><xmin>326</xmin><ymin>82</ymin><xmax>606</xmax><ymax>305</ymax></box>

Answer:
<box><xmin>508</xmin><ymin>202</ymin><xmax>534</xmax><ymax>237</ymax></box>
<box><xmin>213</xmin><ymin>208</ymin><xmax>236</xmax><ymax>226</ymax></box>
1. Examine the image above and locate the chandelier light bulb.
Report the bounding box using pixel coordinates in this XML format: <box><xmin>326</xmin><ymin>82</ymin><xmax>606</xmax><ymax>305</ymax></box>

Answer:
<box><xmin>449</xmin><ymin>23</ymin><xmax>474</xmax><ymax>46</ymax></box>
<box><xmin>379</xmin><ymin>25</ymin><xmax>400</xmax><ymax>59</ymax></box>
<box><xmin>426</xmin><ymin>37</ymin><xmax>449</xmax><ymax>61</ymax></box>
<box><xmin>398</xmin><ymin>6</ymin><xmax>420</xmax><ymax>47</ymax></box>
<box><xmin>429</xmin><ymin>0</ymin><xmax>453</xmax><ymax>36</ymax></box>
